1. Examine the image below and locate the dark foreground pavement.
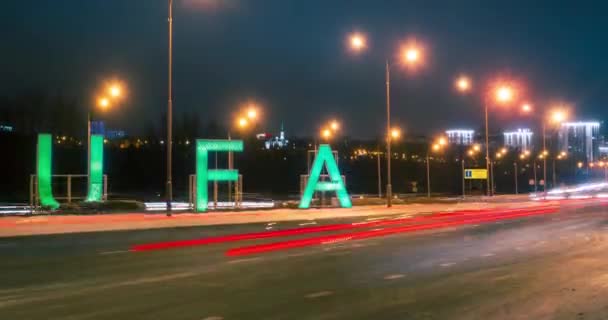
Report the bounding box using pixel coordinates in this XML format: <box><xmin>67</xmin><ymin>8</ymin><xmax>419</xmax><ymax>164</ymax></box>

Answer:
<box><xmin>1</xmin><ymin>206</ymin><xmax>608</xmax><ymax>319</ymax></box>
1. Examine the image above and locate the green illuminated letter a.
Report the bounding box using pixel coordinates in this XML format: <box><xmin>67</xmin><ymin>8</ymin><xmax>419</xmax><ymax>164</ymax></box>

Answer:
<box><xmin>299</xmin><ymin>144</ymin><xmax>351</xmax><ymax>209</ymax></box>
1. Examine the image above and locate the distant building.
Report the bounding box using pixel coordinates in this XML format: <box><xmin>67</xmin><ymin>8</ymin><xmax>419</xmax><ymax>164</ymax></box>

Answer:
<box><xmin>264</xmin><ymin>123</ymin><xmax>289</xmax><ymax>150</ymax></box>
<box><xmin>504</xmin><ymin>129</ymin><xmax>533</xmax><ymax>151</ymax></box>
<box><xmin>0</xmin><ymin>124</ymin><xmax>14</xmax><ymax>133</ymax></box>
<box><xmin>558</xmin><ymin>122</ymin><xmax>601</xmax><ymax>162</ymax></box>
<box><xmin>106</xmin><ymin>130</ymin><xmax>126</xmax><ymax>140</ymax></box>
<box><xmin>445</xmin><ymin>129</ymin><xmax>474</xmax><ymax>145</ymax></box>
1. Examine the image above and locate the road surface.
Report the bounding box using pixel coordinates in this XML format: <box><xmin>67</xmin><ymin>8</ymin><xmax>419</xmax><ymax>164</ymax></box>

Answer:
<box><xmin>1</xmin><ymin>204</ymin><xmax>608</xmax><ymax>319</ymax></box>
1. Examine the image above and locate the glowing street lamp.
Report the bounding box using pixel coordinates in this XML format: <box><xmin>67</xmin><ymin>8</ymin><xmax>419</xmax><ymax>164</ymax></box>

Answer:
<box><xmin>521</xmin><ymin>103</ymin><xmax>532</xmax><ymax>113</ymax></box>
<box><xmin>390</xmin><ymin>127</ymin><xmax>401</xmax><ymax>139</ymax></box>
<box><xmin>97</xmin><ymin>97</ymin><xmax>110</xmax><ymax>109</ymax></box>
<box><xmin>496</xmin><ymin>86</ymin><xmax>514</xmax><ymax>103</ymax></box>
<box><xmin>550</xmin><ymin>109</ymin><xmax>567</xmax><ymax>124</ymax></box>
<box><xmin>321</xmin><ymin>128</ymin><xmax>332</xmax><ymax>140</ymax></box>
<box><xmin>246</xmin><ymin>107</ymin><xmax>258</xmax><ymax>120</ymax></box>
<box><xmin>330</xmin><ymin>120</ymin><xmax>340</xmax><ymax>132</ymax></box>
<box><xmin>455</xmin><ymin>76</ymin><xmax>471</xmax><ymax>93</ymax></box>
<box><xmin>108</xmin><ymin>84</ymin><xmax>122</xmax><ymax>98</ymax></box>
<box><xmin>349</xmin><ymin>33</ymin><xmax>367</xmax><ymax>52</ymax></box>
<box><xmin>438</xmin><ymin>137</ymin><xmax>447</xmax><ymax>146</ymax></box>
<box><xmin>237</xmin><ymin>117</ymin><xmax>249</xmax><ymax>129</ymax></box>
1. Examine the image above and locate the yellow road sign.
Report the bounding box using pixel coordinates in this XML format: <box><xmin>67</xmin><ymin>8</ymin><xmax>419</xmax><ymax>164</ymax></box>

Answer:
<box><xmin>464</xmin><ymin>169</ymin><xmax>488</xmax><ymax>179</ymax></box>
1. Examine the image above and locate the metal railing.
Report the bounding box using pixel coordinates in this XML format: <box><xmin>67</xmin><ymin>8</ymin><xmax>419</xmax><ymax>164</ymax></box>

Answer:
<box><xmin>29</xmin><ymin>174</ymin><xmax>108</xmax><ymax>209</ymax></box>
<box><xmin>188</xmin><ymin>174</ymin><xmax>243</xmax><ymax>210</ymax></box>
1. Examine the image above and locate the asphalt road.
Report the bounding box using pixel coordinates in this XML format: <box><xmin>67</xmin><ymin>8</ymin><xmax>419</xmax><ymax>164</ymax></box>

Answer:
<box><xmin>1</xmin><ymin>205</ymin><xmax>608</xmax><ymax>319</ymax></box>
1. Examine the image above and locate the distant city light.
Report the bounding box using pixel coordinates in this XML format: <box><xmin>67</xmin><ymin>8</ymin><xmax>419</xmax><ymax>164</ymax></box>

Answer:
<box><xmin>521</xmin><ymin>103</ymin><xmax>532</xmax><ymax>113</ymax></box>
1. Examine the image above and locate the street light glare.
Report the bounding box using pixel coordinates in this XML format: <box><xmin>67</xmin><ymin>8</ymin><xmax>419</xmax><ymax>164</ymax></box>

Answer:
<box><xmin>495</xmin><ymin>86</ymin><xmax>514</xmax><ymax>103</ymax></box>
<box><xmin>551</xmin><ymin>110</ymin><xmax>567</xmax><ymax>123</ymax></box>
<box><xmin>349</xmin><ymin>33</ymin><xmax>366</xmax><ymax>51</ymax></box>
<box><xmin>473</xmin><ymin>144</ymin><xmax>481</xmax><ymax>152</ymax></box>
<box><xmin>247</xmin><ymin>108</ymin><xmax>257</xmax><ymax>120</ymax></box>
<box><xmin>404</xmin><ymin>47</ymin><xmax>420</xmax><ymax>63</ymax></box>
<box><xmin>438</xmin><ymin>137</ymin><xmax>447</xmax><ymax>146</ymax></box>
<box><xmin>522</xmin><ymin>103</ymin><xmax>532</xmax><ymax>113</ymax></box>
<box><xmin>432</xmin><ymin>144</ymin><xmax>440</xmax><ymax>151</ymax></box>
<box><xmin>237</xmin><ymin>117</ymin><xmax>249</xmax><ymax>128</ymax></box>
<box><xmin>109</xmin><ymin>85</ymin><xmax>121</xmax><ymax>98</ymax></box>
<box><xmin>321</xmin><ymin>128</ymin><xmax>332</xmax><ymax>139</ymax></box>
<box><xmin>456</xmin><ymin>76</ymin><xmax>471</xmax><ymax>92</ymax></box>
<box><xmin>98</xmin><ymin>97</ymin><xmax>110</xmax><ymax>109</ymax></box>
<box><xmin>330</xmin><ymin>120</ymin><xmax>340</xmax><ymax>131</ymax></box>
<box><xmin>390</xmin><ymin>128</ymin><xmax>401</xmax><ymax>139</ymax></box>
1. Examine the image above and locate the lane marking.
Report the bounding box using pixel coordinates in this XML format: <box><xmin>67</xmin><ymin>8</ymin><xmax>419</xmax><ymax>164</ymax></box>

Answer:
<box><xmin>228</xmin><ymin>257</ymin><xmax>262</xmax><ymax>264</ymax></box>
<box><xmin>99</xmin><ymin>250</ymin><xmax>130</xmax><ymax>255</ymax></box>
<box><xmin>440</xmin><ymin>262</ymin><xmax>456</xmax><ymax>267</ymax></box>
<box><xmin>384</xmin><ymin>274</ymin><xmax>405</xmax><ymax>280</ymax></box>
<box><xmin>305</xmin><ymin>291</ymin><xmax>333</xmax><ymax>299</ymax></box>
<box><xmin>481</xmin><ymin>253</ymin><xmax>495</xmax><ymax>257</ymax></box>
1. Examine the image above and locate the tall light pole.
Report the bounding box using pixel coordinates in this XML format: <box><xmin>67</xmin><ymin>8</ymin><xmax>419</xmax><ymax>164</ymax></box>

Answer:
<box><xmin>348</xmin><ymin>33</ymin><xmax>423</xmax><ymax>207</ymax></box>
<box><xmin>427</xmin><ymin>137</ymin><xmax>446</xmax><ymax>198</ymax></box>
<box><xmin>88</xmin><ymin>84</ymin><xmax>122</xmax><ymax>196</ymax></box>
<box><xmin>385</xmin><ymin>60</ymin><xmax>392</xmax><ymax>206</ymax></box>
<box><xmin>166</xmin><ymin>0</ymin><xmax>174</xmax><ymax>216</ymax></box>
<box><xmin>484</xmin><ymin>85</ymin><xmax>514</xmax><ymax>196</ymax></box>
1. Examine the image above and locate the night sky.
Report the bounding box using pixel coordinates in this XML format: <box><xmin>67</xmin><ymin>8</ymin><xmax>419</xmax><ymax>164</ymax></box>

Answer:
<box><xmin>3</xmin><ymin>0</ymin><xmax>608</xmax><ymax>138</ymax></box>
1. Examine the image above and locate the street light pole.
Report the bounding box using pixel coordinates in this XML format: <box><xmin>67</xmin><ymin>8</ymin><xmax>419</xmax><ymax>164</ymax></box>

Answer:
<box><xmin>426</xmin><ymin>153</ymin><xmax>431</xmax><ymax>198</ymax></box>
<box><xmin>461</xmin><ymin>158</ymin><xmax>465</xmax><ymax>198</ymax></box>
<box><xmin>542</xmin><ymin>122</ymin><xmax>546</xmax><ymax>193</ymax></box>
<box><xmin>377</xmin><ymin>147</ymin><xmax>382</xmax><ymax>198</ymax></box>
<box><xmin>385</xmin><ymin>60</ymin><xmax>392</xmax><ymax>207</ymax></box>
<box><xmin>166</xmin><ymin>0</ymin><xmax>174</xmax><ymax>216</ymax></box>
<box><xmin>514</xmin><ymin>162</ymin><xmax>518</xmax><ymax>194</ymax></box>
<box><xmin>484</xmin><ymin>98</ymin><xmax>491</xmax><ymax>196</ymax></box>
<box><xmin>87</xmin><ymin>112</ymin><xmax>91</xmax><ymax>194</ymax></box>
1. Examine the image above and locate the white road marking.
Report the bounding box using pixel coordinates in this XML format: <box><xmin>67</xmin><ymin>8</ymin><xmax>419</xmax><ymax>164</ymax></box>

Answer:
<box><xmin>99</xmin><ymin>250</ymin><xmax>130</xmax><ymax>255</ymax></box>
<box><xmin>384</xmin><ymin>274</ymin><xmax>405</xmax><ymax>280</ymax></box>
<box><xmin>481</xmin><ymin>253</ymin><xmax>495</xmax><ymax>257</ymax></box>
<box><xmin>299</xmin><ymin>222</ymin><xmax>317</xmax><ymax>226</ymax></box>
<box><xmin>305</xmin><ymin>291</ymin><xmax>333</xmax><ymax>299</ymax></box>
<box><xmin>228</xmin><ymin>257</ymin><xmax>262</xmax><ymax>264</ymax></box>
<box><xmin>440</xmin><ymin>262</ymin><xmax>456</xmax><ymax>267</ymax></box>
